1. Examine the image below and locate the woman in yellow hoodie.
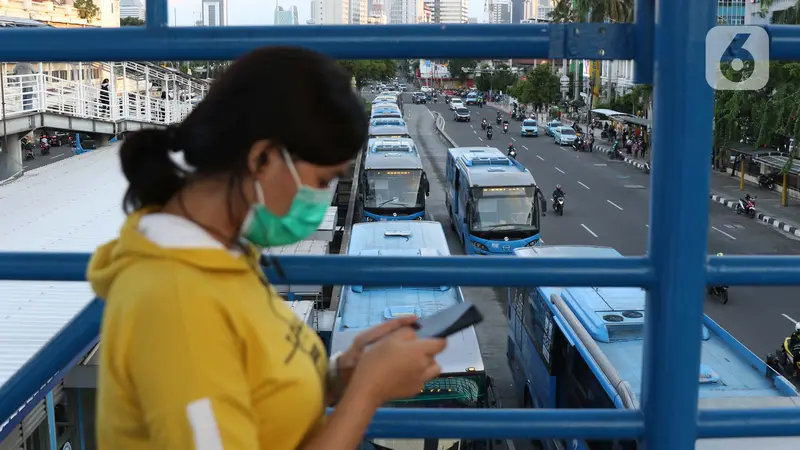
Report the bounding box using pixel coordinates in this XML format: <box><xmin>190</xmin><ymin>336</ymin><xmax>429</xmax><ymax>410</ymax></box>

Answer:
<box><xmin>87</xmin><ymin>47</ymin><xmax>447</xmax><ymax>450</ymax></box>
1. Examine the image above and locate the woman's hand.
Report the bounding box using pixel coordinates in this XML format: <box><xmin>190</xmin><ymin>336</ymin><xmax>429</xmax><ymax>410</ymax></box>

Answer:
<box><xmin>348</xmin><ymin>326</ymin><xmax>447</xmax><ymax>408</ymax></box>
<box><xmin>337</xmin><ymin>315</ymin><xmax>418</xmax><ymax>387</ymax></box>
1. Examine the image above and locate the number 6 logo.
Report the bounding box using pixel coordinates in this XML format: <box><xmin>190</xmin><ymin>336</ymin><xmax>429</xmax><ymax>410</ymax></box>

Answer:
<box><xmin>705</xmin><ymin>26</ymin><xmax>769</xmax><ymax>91</ymax></box>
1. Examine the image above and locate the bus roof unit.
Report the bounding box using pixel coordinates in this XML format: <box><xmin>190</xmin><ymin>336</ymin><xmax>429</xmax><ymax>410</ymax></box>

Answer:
<box><xmin>364</xmin><ymin>139</ymin><xmax>422</xmax><ymax>171</ymax></box>
<box><xmin>334</xmin><ymin>221</ymin><xmax>484</xmax><ymax>374</ymax></box>
<box><xmin>448</xmin><ymin>147</ymin><xmax>535</xmax><ymax>188</ymax></box>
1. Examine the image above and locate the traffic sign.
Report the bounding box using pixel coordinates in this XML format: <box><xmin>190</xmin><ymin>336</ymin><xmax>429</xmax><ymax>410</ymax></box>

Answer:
<box><xmin>560</xmin><ymin>86</ymin><xmax>569</xmax><ymax>92</ymax></box>
<box><xmin>560</xmin><ymin>75</ymin><xmax>569</xmax><ymax>86</ymax></box>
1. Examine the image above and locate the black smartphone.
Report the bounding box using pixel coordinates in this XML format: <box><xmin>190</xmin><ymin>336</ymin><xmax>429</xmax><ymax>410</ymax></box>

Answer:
<box><xmin>413</xmin><ymin>302</ymin><xmax>484</xmax><ymax>339</ymax></box>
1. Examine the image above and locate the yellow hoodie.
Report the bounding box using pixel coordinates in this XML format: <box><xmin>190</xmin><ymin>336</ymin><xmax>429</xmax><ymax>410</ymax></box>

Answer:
<box><xmin>88</xmin><ymin>209</ymin><xmax>328</xmax><ymax>450</ymax></box>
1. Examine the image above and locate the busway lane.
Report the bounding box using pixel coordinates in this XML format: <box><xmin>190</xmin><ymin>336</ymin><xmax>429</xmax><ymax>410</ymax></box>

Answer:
<box><xmin>405</xmin><ymin>103</ymin><xmax>531</xmax><ymax>429</ymax></box>
<box><xmin>425</xmin><ymin>101</ymin><xmax>649</xmax><ymax>255</ymax></box>
<box><xmin>421</xmin><ymin>101</ymin><xmax>800</xmax><ymax>360</ymax></box>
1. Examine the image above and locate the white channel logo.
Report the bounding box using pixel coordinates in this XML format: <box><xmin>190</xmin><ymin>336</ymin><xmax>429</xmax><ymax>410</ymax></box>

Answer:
<box><xmin>705</xmin><ymin>26</ymin><xmax>769</xmax><ymax>91</ymax></box>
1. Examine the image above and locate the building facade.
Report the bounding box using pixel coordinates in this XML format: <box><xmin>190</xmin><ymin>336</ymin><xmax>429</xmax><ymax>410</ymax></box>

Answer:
<box><xmin>275</xmin><ymin>5</ymin><xmax>299</xmax><ymax>24</ymax></box>
<box><xmin>388</xmin><ymin>0</ymin><xmax>417</xmax><ymax>23</ymax></box>
<box><xmin>717</xmin><ymin>0</ymin><xmax>746</xmax><ymax>25</ymax></box>
<box><xmin>350</xmin><ymin>0</ymin><xmax>368</xmax><ymax>23</ymax></box>
<box><xmin>523</xmin><ymin>0</ymin><xmax>553</xmax><ymax>21</ymax></box>
<box><xmin>202</xmin><ymin>0</ymin><xmax>228</xmax><ymax>26</ymax></box>
<box><xmin>0</xmin><ymin>0</ymin><xmax>120</xmax><ymax>28</ymax></box>
<box><xmin>119</xmin><ymin>0</ymin><xmax>144</xmax><ymax>20</ymax></box>
<box><xmin>311</xmin><ymin>0</ymin><xmax>350</xmax><ymax>24</ymax></box>
<box><xmin>489</xmin><ymin>0</ymin><xmax>510</xmax><ymax>24</ymax></box>
<box><xmin>437</xmin><ymin>0</ymin><xmax>467</xmax><ymax>23</ymax></box>
<box><xmin>510</xmin><ymin>0</ymin><xmax>523</xmax><ymax>23</ymax></box>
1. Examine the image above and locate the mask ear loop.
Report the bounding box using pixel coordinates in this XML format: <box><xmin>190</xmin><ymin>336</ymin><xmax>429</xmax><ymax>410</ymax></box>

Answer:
<box><xmin>280</xmin><ymin>148</ymin><xmax>303</xmax><ymax>187</ymax></box>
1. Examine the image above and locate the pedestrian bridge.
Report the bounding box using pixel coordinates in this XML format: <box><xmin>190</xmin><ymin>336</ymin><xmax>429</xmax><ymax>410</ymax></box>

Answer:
<box><xmin>0</xmin><ymin>2</ymin><xmax>799</xmax><ymax>450</ymax></box>
<box><xmin>0</xmin><ymin>61</ymin><xmax>209</xmax><ymax>181</ymax></box>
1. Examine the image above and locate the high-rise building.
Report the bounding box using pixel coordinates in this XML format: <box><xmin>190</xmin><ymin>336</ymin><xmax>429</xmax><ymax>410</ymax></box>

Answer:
<box><xmin>275</xmin><ymin>5</ymin><xmax>300</xmax><ymax>24</ymax></box>
<box><xmin>202</xmin><ymin>0</ymin><xmax>228</xmax><ymax>26</ymax></box>
<box><xmin>716</xmin><ymin>0</ymin><xmax>745</xmax><ymax>25</ymax></box>
<box><xmin>312</xmin><ymin>0</ymin><xmax>350</xmax><ymax>24</ymax></box>
<box><xmin>510</xmin><ymin>0</ymin><xmax>524</xmax><ymax>23</ymax></box>
<box><xmin>120</xmin><ymin>0</ymin><xmax>145</xmax><ymax>20</ymax></box>
<box><xmin>523</xmin><ymin>0</ymin><xmax>554</xmax><ymax>22</ymax></box>
<box><xmin>489</xmin><ymin>0</ymin><xmax>511</xmax><ymax>24</ymax></box>
<box><xmin>351</xmin><ymin>0</ymin><xmax>369</xmax><ymax>23</ymax></box>
<box><xmin>436</xmin><ymin>0</ymin><xmax>467</xmax><ymax>23</ymax></box>
<box><xmin>389</xmin><ymin>0</ymin><xmax>417</xmax><ymax>23</ymax></box>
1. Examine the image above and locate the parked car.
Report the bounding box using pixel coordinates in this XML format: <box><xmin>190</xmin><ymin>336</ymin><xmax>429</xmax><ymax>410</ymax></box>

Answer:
<box><xmin>553</xmin><ymin>126</ymin><xmax>578</xmax><ymax>146</ymax></box>
<box><xmin>545</xmin><ymin>120</ymin><xmax>563</xmax><ymax>136</ymax></box>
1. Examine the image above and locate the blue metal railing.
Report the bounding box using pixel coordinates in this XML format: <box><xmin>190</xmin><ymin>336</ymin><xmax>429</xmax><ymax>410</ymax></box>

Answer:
<box><xmin>1</xmin><ymin>0</ymin><xmax>800</xmax><ymax>448</ymax></box>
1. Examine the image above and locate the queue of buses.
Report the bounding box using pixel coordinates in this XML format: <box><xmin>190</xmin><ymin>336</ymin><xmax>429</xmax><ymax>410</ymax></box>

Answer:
<box><xmin>365</xmin><ymin>91</ymin><xmax>541</xmax><ymax>255</ymax></box>
<box><xmin>278</xmin><ymin>91</ymin><xmax>800</xmax><ymax>450</ymax></box>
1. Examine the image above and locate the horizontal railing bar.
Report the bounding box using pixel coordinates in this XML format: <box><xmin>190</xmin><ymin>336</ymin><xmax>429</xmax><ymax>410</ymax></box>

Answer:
<box><xmin>4</xmin><ymin>253</ymin><xmax>800</xmax><ymax>286</ymax></box>
<box><xmin>766</xmin><ymin>25</ymin><xmax>800</xmax><ymax>61</ymax></box>
<box><xmin>0</xmin><ymin>25</ymin><xmax>558</xmax><ymax>62</ymax></box>
<box><xmin>363</xmin><ymin>409</ymin><xmax>644</xmax><ymax>439</ymax></box>
<box><xmin>706</xmin><ymin>255</ymin><xmax>800</xmax><ymax>286</ymax></box>
<box><xmin>697</xmin><ymin>408</ymin><xmax>800</xmax><ymax>438</ymax></box>
<box><xmin>0</xmin><ymin>253</ymin><xmax>655</xmax><ymax>287</ymax></box>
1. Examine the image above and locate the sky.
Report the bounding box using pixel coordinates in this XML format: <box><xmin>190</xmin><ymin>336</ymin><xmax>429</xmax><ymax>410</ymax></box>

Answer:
<box><xmin>167</xmin><ymin>0</ymin><xmax>486</xmax><ymax>27</ymax></box>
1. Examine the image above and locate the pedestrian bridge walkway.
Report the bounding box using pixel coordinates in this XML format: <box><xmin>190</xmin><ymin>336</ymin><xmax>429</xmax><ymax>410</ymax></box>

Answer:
<box><xmin>2</xmin><ymin>61</ymin><xmax>208</xmax><ymax>135</ymax></box>
<box><xmin>0</xmin><ymin>61</ymin><xmax>210</xmax><ymax>181</ymax></box>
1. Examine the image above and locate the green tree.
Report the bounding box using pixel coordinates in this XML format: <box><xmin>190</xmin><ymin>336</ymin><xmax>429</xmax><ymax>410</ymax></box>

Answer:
<box><xmin>761</xmin><ymin>0</ymin><xmax>800</xmax><ymax>24</ymax></box>
<box><xmin>74</xmin><ymin>0</ymin><xmax>100</xmax><ymax>21</ymax></box>
<box><xmin>339</xmin><ymin>60</ymin><xmax>398</xmax><ymax>91</ymax></box>
<box><xmin>508</xmin><ymin>64</ymin><xmax>561</xmax><ymax>110</ymax></box>
<box><xmin>120</xmin><ymin>17</ymin><xmax>145</xmax><ymax>26</ymax></box>
<box><xmin>447</xmin><ymin>59</ymin><xmax>478</xmax><ymax>83</ymax></box>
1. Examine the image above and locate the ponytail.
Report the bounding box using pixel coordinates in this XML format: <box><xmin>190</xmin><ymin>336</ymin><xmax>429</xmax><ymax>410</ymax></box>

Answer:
<box><xmin>120</xmin><ymin>128</ymin><xmax>186</xmax><ymax>213</ymax></box>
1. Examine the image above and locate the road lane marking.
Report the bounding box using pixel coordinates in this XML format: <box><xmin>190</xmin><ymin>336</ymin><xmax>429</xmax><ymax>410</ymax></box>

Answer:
<box><xmin>427</xmin><ymin>110</ymin><xmax>435</xmax><ymax>119</ymax></box>
<box><xmin>782</xmin><ymin>313</ymin><xmax>797</xmax><ymax>323</ymax></box>
<box><xmin>645</xmin><ymin>224</ymin><xmax>649</xmax><ymax>228</ymax></box>
<box><xmin>594</xmin><ymin>163</ymin><xmax>607</xmax><ymax>166</ymax></box>
<box><xmin>624</xmin><ymin>185</ymin><xmax>644</xmax><ymax>189</ymax></box>
<box><xmin>581</xmin><ymin>224</ymin><xmax>599</xmax><ymax>238</ymax></box>
<box><xmin>536</xmin><ymin>155</ymin><xmax>545</xmax><ymax>161</ymax></box>
<box><xmin>555</xmin><ymin>167</ymin><xmax>565</xmax><ymax>174</ymax></box>
<box><xmin>511</xmin><ymin>137</ymin><xmax>516</xmax><ymax>142</ymax></box>
<box><xmin>578</xmin><ymin>181</ymin><xmax>590</xmax><ymax>190</ymax></box>
<box><xmin>50</xmin><ymin>154</ymin><xmax>64</xmax><ymax>160</ymax></box>
<box><xmin>711</xmin><ymin>226</ymin><xmax>736</xmax><ymax>240</ymax></box>
<box><xmin>607</xmin><ymin>200</ymin><xmax>624</xmax><ymax>211</ymax></box>
<box><xmin>473</xmin><ymin>130</ymin><xmax>477</xmax><ymax>134</ymax></box>
<box><xmin>478</xmin><ymin>137</ymin><xmax>483</xmax><ymax>141</ymax></box>
<box><xmin>522</xmin><ymin>145</ymin><xmax>529</xmax><ymax>150</ymax></box>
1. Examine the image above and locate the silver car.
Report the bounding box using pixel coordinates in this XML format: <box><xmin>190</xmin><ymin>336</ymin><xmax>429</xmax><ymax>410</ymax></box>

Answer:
<box><xmin>554</xmin><ymin>126</ymin><xmax>578</xmax><ymax>145</ymax></box>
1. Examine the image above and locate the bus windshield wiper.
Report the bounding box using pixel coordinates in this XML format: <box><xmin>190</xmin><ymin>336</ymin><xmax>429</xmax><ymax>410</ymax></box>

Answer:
<box><xmin>480</xmin><ymin>224</ymin><xmax>521</xmax><ymax>231</ymax></box>
<box><xmin>377</xmin><ymin>198</ymin><xmax>404</xmax><ymax>207</ymax></box>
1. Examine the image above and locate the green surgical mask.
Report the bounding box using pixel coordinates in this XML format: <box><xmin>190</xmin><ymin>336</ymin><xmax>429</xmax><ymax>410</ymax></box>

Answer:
<box><xmin>241</xmin><ymin>149</ymin><xmax>334</xmax><ymax>247</ymax></box>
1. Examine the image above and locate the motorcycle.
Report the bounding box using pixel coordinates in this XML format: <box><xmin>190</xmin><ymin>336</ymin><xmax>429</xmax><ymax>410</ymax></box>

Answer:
<box><xmin>766</xmin><ymin>338</ymin><xmax>800</xmax><ymax>384</ymax></box>
<box><xmin>572</xmin><ymin>139</ymin><xmax>587</xmax><ymax>152</ymax></box>
<box><xmin>40</xmin><ymin>140</ymin><xmax>50</xmax><ymax>156</ymax></box>
<box><xmin>736</xmin><ymin>196</ymin><xmax>757</xmax><ymax>218</ymax></box>
<box><xmin>481</xmin><ymin>120</ymin><xmax>487</xmax><ymax>130</ymax></box>
<box><xmin>507</xmin><ymin>149</ymin><xmax>517</xmax><ymax>159</ymax></box>
<box><xmin>553</xmin><ymin>196</ymin><xmax>565</xmax><ymax>216</ymax></box>
<box><xmin>643</xmin><ymin>161</ymin><xmax>651</xmax><ymax>174</ymax></box>
<box><xmin>608</xmin><ymin>147</ymin><xmax>625</xmax><ymax>161</ymax></box>
<box><xmin>503</xmin><ymin>123</ymin><xmax>509</xmax><ymax>134</ymax></box>
<box><xmin>758</xmin><ymin>172</ymin><xmax>780</xmax><ymax>191</ymax></box>
<box><xmin>496</xmin><ymin>116</ymin><xmax>502</xmax><ymax>125</ymax></box>
<box><xmin>486</xmin><ymin>128</ymin><xmax>493</xmax><ymax>140</ymax></box>
<box><xmin>706</xmin><ymin>285</ymin><xmax>729</xmax><ymax>304</ymax></box>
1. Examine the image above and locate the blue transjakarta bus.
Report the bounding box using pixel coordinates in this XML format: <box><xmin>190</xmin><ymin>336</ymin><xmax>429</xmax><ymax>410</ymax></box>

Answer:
<box><xmin>359</xmin><ymin>138</ymin><xmax>430</xmax><ymax>221</ymax></box>
<box><xmin>334</xmin><ymin>221</ymin><xmax>496</xmax><ymax>450</ymax></box>
<box><xmin>445</xmin><ymin>147</ymin><xmax>541</xmax><ymax>255</ymax></box>
<box><xmin>507</xmin><ymin>245</ymin><xmax>800</xmax><ymax>450</ymax></box>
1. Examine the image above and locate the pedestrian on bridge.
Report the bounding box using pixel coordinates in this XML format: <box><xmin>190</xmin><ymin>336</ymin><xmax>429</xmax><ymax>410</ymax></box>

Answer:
<box><xmin>86</xmin><ymin>46</ymin><xmax>446</xmax><ymax>450</ymax></box>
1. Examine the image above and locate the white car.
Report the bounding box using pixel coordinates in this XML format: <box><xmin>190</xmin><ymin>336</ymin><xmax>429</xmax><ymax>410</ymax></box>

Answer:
<box><xmin>450</xmin><ymin>98</ymin><xmax>464</xmax><ymax>110</ymax></box>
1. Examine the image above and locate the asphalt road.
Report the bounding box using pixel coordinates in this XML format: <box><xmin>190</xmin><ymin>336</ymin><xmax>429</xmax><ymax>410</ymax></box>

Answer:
<box><xmin>419</xmin><ymin>99</ymin><xmax>800</xmax><ymax>365</ymax></box>
<box><xmin>22</xmin><ymin>143</ymin><xmax>75</xmax><ymax>171</ymax></box>
<box><xmin>403</xmin><ymin>101</ymin><xmax>531</xmax><ymax>450</ymax></box>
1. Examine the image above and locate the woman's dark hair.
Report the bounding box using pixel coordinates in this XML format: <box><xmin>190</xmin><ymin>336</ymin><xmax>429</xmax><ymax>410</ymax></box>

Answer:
<box><xmin>120</xmin><ymin>46</ymin><xmax>368</xmax><ymax>212</ymax></box>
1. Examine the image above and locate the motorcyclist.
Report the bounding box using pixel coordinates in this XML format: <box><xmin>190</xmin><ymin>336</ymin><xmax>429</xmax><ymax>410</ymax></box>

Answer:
<box><xmin>710</xmin><ymin>253</ymin><xmax>729</xmax><ymax>295</ymax></box>
<box><xmin>496</xmin><ymin>111</ymin><xmax>502</xmax><ymax>124</ymax></box>
<box><xmin>507</xmin><ymin>142</ymin><xmax>515</xmax><ymax>153</ymax></box>
<box><xmin>486</xmin><ymin>124</ymin><xmax>493</xmax><ymax>138</ymax></box>
<box><xmin>481</xmin><ymin>118</ymin><xmax>488</xmax><ymax>129</ymax></box>
<box><xmin>789</xmin><ymin>322</ymin><xmax>800</xmax><ymax>350</ymax></box>
<box><xmin>552</xmin><ymin>184</ymin><xmax>565</xmax><ymax>202</ymax></box>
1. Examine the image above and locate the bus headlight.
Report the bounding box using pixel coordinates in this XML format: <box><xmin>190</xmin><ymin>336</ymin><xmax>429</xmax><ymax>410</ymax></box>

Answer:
<box><xmin>526</xmin><ymin>239</ymin><xmax>539</xmax><ymax>247</ymax></box>
<box><xmin>472</xmin><ymin>241</ymin><xmax>488</xmax><ymax>252</ymax></box>
<box><xmin>365</xmin><ymin>216</ymin><xmax>375</xmax><ymax>222</ymax></box>
<box><xmin>415</xmin><ymin>215</ymin><xmax>423</xmax><ymax>220</ymax></box>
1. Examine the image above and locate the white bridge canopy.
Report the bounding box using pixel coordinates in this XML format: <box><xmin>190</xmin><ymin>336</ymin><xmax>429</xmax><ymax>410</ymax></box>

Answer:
<box><xmin>591</xmin><ymin>108</ymin><xmax>633</xmax><ymax>118</ymax></box>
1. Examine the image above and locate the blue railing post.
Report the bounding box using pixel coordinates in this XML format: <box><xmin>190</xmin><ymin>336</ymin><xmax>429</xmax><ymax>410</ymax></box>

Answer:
<box><xmin>145</xmin><ymin>0</ymin><xmax>169</xmax><ymax>29</ymax></box>
<box><xmin>642</xmin><ymin>0</ymin><xmax>716</xmax><ymax>448</ymax></box>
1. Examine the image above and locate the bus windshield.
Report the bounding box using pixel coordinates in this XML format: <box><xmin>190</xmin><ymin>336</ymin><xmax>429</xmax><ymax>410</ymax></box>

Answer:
<box><xmin>364</xmin><ymin>169</ymin><xmax>424</xmax><ymax>209</ymax></box>
<box><xmin>470</xmin><ymin>186</ymin><xmax>538</xmax><ymax>233</ymax></box>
